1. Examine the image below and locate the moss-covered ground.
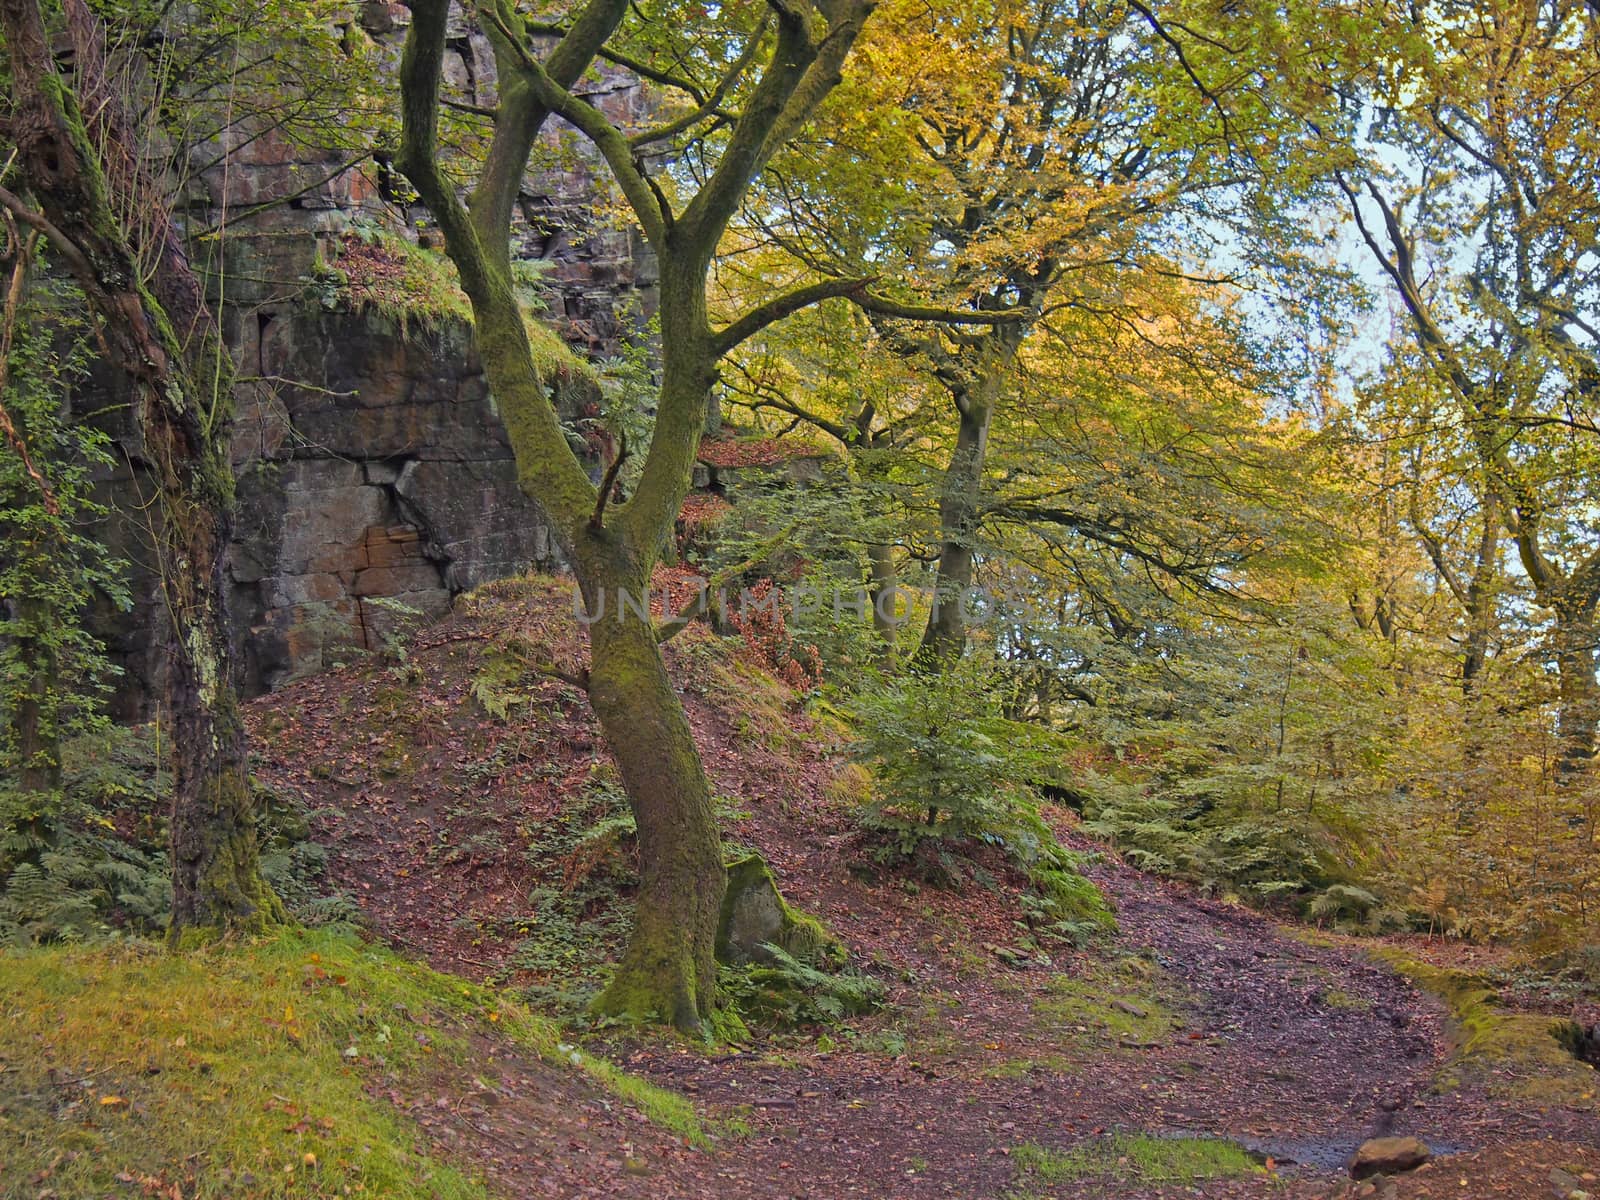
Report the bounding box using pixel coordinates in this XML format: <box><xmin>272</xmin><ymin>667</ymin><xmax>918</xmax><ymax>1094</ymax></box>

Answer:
<box><xmin>0</xmin><ymin>927</ymin><xmax>699</xmax><ymax>1198</ymax></box>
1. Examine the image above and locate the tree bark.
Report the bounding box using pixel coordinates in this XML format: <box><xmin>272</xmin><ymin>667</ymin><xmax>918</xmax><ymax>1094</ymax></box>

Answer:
<box><xmin>11</xmin><ymin>606</ymin><xmax>61</xmax><ymax>798</ymax></box>
<box><xmin>0</xmin><ymin>0</ymin><xmax>279</xmax><ymax>937</ymax></box>
<box><xmin>1554</xmin><ymin>599</ymin><xmax>1600</xmax><ymax>778</ymax></box>
<box><xmin>573</xmin><ymin>307</ymin><xmax>728</xmax><ymax>1030</ymax></box>
<box><xmin>916</xmin><ymin>393</ymin><xmax>995</xmax><ymax>669</ymax></box>
<box><xmin>580</xmin><ymin>560</ymin><xmax>725</xmax><ymax>1027</ymax></box>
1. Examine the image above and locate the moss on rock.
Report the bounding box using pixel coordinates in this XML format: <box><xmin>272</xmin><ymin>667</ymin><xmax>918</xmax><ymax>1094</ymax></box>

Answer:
<box><xmin>716</xmin><ymin>852</ymin><xmax>842</xmax><ymax>968</ymax></box>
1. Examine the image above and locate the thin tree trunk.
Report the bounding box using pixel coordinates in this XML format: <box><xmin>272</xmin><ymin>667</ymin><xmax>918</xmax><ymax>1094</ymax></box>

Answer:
<box><xmin>1461</xmin><ymin>493</ymin><xmax>1500</xmax><ymax>699</ymax></box>
<box><xmin>867</xmin><ymin>541</ymin><xmax>899</xmax><ymax>651</ymax></box>
<box><xmin>12</xmin><ymin>607</ymin><xmax>60</xmax><ymax>797</ymax></box>
<box><xmin>0</xmin><ymin>0</ymin><xmax>280</xmax><ymax>937</ymax></box>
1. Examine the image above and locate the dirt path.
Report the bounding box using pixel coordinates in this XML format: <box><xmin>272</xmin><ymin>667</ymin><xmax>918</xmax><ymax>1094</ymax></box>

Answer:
<box><xmin>370</xmin><ymin>843</ymin><xmax>1598</xmax><ymax>1200</ymax></box>
<box><xmin>245</xmin><ymin>607</ymin><xmax>1600</xmax><ymax>1199</ymax></box>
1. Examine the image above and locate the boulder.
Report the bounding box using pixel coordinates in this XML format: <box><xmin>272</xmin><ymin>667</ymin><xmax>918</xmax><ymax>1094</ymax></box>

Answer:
<box><xmin>1348</xmin><ymin>1136</ymin><xmax>1431</xmax><ymax>1180</ymax></box>
<box><xmin>716</xmin><ymin>853</ymin><xmax>841</xmax><ymax>967</ymax></box>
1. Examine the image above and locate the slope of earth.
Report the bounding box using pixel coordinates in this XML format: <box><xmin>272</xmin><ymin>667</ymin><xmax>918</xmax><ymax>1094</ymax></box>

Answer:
<box><xmin>245</xmin><ymin>576</ymin><xmax>1600</xmax><ymax>1200</ymax></box>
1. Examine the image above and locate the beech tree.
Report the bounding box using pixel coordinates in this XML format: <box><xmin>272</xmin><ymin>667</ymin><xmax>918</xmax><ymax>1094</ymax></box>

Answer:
<box><xmin>0</xmin><ymin>0</ymin><xmax>280</xmax><ymax>936</ymax></box>
<box><xmin>397</xmin><ymin>0</ymin><xmax>876</xmax><ymax>1029</ymax></box>
<box><xmin>1340</xmin><ymin>0</ymin><xmax>1600</xmax><ymax>774</ymax></box>
<box><xmin>725</xmin><ymin>0</ymin><xmax>1348</xmax><ymax>668</ymax></box>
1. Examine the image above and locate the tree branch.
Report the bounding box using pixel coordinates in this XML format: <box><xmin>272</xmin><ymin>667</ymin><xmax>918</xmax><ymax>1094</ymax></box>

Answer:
<box><xmin>630</xmin><ymin>14</ymin><xmax>770</xmax><ymax>149</ymax></box>
<box><xmin>856</xmin><ymin>291</ymin><xmax>1031</xmax><ymax>325</ymax></box>
<box><xmin>0</xmin><ymin>225</ymin><xmax>56</xmax><ymax>515</ymax></box>
<box><xmin>654</xmin><ymin>518</ymin><xmax>803</xmax><ymax>644</ymax></box>
<box><xmin>711</xmin><ymin>274</ymin><xmax>875</xmax><ymax>355</ymax></box>
<box><xmin>491</xmin><ymin>6</ymin><xmax>670</xmax><ymax>246</ymax></box>
<box><xmin>589</xmin><ymin>431</ymin><xmax>630</xmax><ymax>532</ymax></box>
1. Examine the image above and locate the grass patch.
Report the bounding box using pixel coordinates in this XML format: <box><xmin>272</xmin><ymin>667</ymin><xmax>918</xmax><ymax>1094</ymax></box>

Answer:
<box><xmin>0</xmin><ymin>927</ymin><xmax>703</xmax><ymax>1197</ymax></box>
<box><xmin>1321</xmin><ymin>986</ymin><xmax>1372</xmax><ymax>1011</ymax></box>
<box><xmin>321</xmin><ymin>229</ymin><xmax>474</xmax><ymax>335</ymax></box>
<box><xmin>1034</xmin><ymin>953</ymin><xmax>1183</xmax><ymax>1047</ymax></box>
<box><xmin>982</xmin><ymin>1053</ymin><xmax>1074</xmax><ymax>1080</ymax></box>
<box><xmin>1012</xmin><ymin>1133</ymin><xmax>1258</xmax><ymax>1188</ymax></box>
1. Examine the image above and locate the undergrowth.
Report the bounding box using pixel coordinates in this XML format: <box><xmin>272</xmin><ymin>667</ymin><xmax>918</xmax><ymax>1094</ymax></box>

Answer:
<box><xmin>836</xmin><ymin>667</ymin><xmax>1115</xmax><ymax>949</ymax></box>
<box><xmin>0</xmin><ymin>725</ymin><xmax>344</xmax><ymax>945</ymax></box>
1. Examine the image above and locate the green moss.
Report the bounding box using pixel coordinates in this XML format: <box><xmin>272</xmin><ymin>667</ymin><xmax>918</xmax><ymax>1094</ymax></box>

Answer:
<box><xmin>1321</xmin><ymin>986</ymin><xmax>1372</xmax><ymax>1011</ymax></box>
<box><xmin>982</xmin><ymin>1053</ymin><xmax>1075</xmax><ymax>1079</ymax></box>
<box><xmin>716</xmin><ymin>853</ymin><xmax>842</xmax><ymax>966</ymax></box>
<box><xmin>1372</xmin><ymin>947</ymin><xmax>1598</xmax><ymax>1102</ymax></box>
<box><xmin>0</xmin><ymin>928</ymin><xmax>706</xmax><ymax>1196</ymax></box>
<box><xmin>1011</xmin><ymin>1133</ymin><xmax>1259</xmax><ymax>1188</ymax></box>
<box><xmin>314</xmin><ymin>231</ymin><xmax>597</xmax><ymax>392</ymax></box>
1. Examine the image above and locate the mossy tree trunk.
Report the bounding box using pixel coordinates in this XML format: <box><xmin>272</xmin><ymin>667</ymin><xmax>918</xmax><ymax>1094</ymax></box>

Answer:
<box><xmin>398</xmin><ymin>0</ymin><xmax>874</xmax><ymax>1030</ymax></box>
<box><xmin>1553</xmin><ymin>598</ymin><xmax>1600</xmax><ymax>780</ymax></box>
<box><xmin>580</xmin><ymin>557</ymin><xmax>725</xmax><ymax>1025</ymax></box>
<box><xmin>0</xmin><ymin>0</ymin><xmax>280</xmax><ymax>937</ymax></box>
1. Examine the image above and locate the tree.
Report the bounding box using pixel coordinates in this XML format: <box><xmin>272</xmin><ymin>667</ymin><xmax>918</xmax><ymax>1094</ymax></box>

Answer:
<box><xmin>727</xmin><ymin>0</ymin><xmax>1347</xmax><ymax>668</ymax></box>
<box><xmin>397</xmin><ymin>0</ymin><xmax>875</xmax><ymax>1030</ymax></box>
<box><xmin>1339</xmin><ymin>0</ymin><xmax>1600</xmax><ymax>773</ymax></box>
<box><xmin>0</xmin><ymin>0</ymin><xmax>281</xmax><ymax>937</ymax></box>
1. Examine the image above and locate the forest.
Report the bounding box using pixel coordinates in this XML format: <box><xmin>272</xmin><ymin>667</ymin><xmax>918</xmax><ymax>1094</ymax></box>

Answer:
<box><xmin>1</xmin><ymin>0</ymin><xmax>1599</xmax><ymax>1197</ymax></box>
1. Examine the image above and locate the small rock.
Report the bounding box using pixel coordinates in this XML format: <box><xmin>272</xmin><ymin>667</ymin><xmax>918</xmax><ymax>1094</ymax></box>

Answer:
<box><xmin>1348</xmin><ymin>1136</ymin><xmax>1431</xmax><ymax>1180</ymax></box>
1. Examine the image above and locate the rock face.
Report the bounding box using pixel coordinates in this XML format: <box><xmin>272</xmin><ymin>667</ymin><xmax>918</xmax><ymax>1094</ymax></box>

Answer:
<box><xmin>90</xmin><ymin>5</ymin><xmax>655</xmax><ymax>717</ymax></box>
<box><xmin>1348</xmin><ymin>1136</ymin><xmax>1432</xmax><ymax>1180</ymax></box>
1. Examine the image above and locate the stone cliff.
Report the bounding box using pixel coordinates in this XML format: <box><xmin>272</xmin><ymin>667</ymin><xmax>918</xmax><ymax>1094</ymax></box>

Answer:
<box><xmin>91</xmin><ymin>3</ymin><xmax>655</xmax><ymax>718</ymax></box>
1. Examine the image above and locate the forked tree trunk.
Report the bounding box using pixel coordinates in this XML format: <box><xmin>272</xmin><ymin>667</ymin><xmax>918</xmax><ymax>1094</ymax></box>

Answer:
<box><xmin>397</xmin><ymin>0</ymin><xmax>872</xmax><ymax>1031</ymax></box>
<box><xmin>1</xmin><ymin>0</ymin><xmax>279</xmax><ymax>938</ymax></box>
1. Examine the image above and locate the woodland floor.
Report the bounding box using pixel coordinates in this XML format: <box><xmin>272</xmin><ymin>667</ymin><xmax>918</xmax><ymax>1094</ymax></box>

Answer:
<box><xmin>243</xmin><ymin>585</ymin><xmax>1600</xmax><ymax>1200</ymax></box>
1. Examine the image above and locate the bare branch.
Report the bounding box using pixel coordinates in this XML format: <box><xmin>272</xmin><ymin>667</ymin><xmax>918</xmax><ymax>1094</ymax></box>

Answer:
<box><xmin>712</xmin><ymin>274</ymin><xmax>875</xmax><ymax>355</ymax></box>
